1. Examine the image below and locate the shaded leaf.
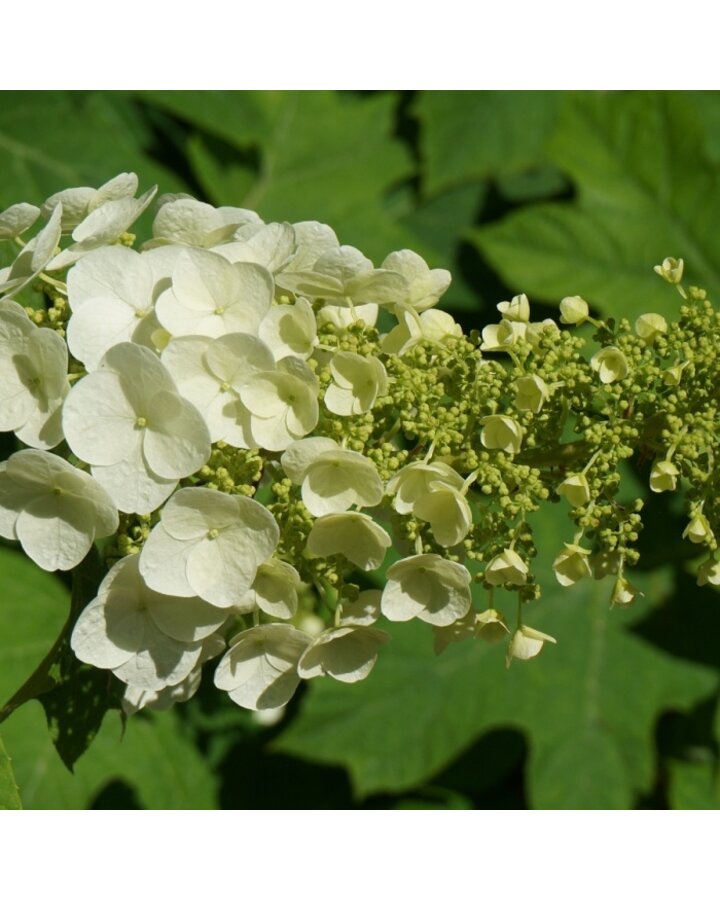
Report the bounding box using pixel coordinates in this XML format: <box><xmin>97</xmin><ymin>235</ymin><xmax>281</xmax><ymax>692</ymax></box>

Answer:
<box><xmin>0</xmin><ymin>548</ymin><xmax>121</xmax><ymax>770</ymax></box>
<box><xmin>669</xmin><ymin>759</ymin><xmax>720</xmax><ymax>809</ymax></box>
<box><xmin>415</xmin><ymin>91</ymin><xmax>562</xmax><ymax>195</ymax></box>
<box><xmin>473</xmin><ymin>92</ymin><xmax>720</xmax><ymax>319</ymax></box>
<box><xmin>1</xmin><ymin>702</ymin><xmax>217</xmax><ymax>809</ymax></box>
<box><xmin>0</xmin><ymin>547</ymin><xmax>68</xmax><ymax>707</ymax></box>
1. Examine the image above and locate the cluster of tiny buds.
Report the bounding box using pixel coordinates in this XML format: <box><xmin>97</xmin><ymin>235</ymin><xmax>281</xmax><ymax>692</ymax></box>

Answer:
<box><xmin>0</xmin><ymin>173</ymin><xmax>715</xmax><ymax>715</ymax></box>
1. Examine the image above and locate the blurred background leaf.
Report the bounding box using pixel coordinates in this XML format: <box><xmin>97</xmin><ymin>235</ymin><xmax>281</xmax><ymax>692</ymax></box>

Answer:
<box><xmin>2</xmin><ymin>90</ymin><xmax>720</xmax><ymax>808</ymax></box>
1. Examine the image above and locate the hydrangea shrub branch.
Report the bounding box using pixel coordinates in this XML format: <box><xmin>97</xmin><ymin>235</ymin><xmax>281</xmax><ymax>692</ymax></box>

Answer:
<box><xmin>0</xmin><ymin>174</ymin><xmax>717</xmax><ymax>719</ymax></box>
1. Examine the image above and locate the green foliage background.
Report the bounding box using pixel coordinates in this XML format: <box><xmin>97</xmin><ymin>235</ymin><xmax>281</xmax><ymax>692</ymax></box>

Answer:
<box><xmin>1</xmin><ymin>90</ymin><xmax>720</xmax><ymax>810</ymax></box>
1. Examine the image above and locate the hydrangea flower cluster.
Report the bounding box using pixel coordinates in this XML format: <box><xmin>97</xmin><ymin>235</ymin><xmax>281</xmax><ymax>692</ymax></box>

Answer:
<box><xmin>0</xmin><ymin>174</ymin><xmax>718</xmax><ymax>718</ymax></box>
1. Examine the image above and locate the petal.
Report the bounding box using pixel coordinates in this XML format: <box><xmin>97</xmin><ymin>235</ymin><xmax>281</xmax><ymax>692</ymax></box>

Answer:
<box><xmin>139</xmin><ymin>523</ymin><xmax>196</xmax><ymax>597</ymax></box>
<box><xmin>62</xmin><ymin>370</ymin><xmax>139</xmax><ymax>465</ymax></box>
<box><xmin>143</xmin><ymin>390</ymin><xmax>210</xmax><ymax>479</ymax></box>
<box><xmin>16</xmin><ymin>492</ymin><xmax>93</xmax><ymax>571</ymax></box>
<box><xmin>91</xmin><ymin>444</ymin><xmax>176</xmax><ymax>515</ymax></box>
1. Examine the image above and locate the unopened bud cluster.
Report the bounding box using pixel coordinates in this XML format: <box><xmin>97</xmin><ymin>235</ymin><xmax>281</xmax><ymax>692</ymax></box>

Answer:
<box><xmin>0</xmin><ymin>178</ymin><xmax>715</xmax><ymax>716</ymax></box>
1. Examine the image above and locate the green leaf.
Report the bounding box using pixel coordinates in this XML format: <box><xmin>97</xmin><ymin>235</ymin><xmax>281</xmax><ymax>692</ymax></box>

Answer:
<box><xmin>275</xmin><ymin>507</ymin><xmax>716</xmax><ymax>806</ymax></box>
<box><xmin>0</xmin><ymin>736</ymin><xmax>21</xmax><ymax>810</ymax></box>
<box><xmin>415</xmin><ymin>91</ymin><xmax>562</xmax><ymax>195</ymax></box>
<box><xmin>669</xmin><ymin>759</ymin><xmax>720</xmax><ymax>809</ymax></box>
<box><xmin>473</xmin><ymin>92</ymin><xmax>720</xmax><ymax>319</ymax></box>
<box><xmin>1</xmin><ymin>702</ymin><xmax>217</xmax><ymax>809</ymax></box>
<box><xmin>0</xmin><ymin>92</ymin><xmax>188</xmax><ymax>238</ymax></box>
<box><xmin>0</xmin><ymin>547</ymin><xmax>69</xmax><ymax>707</ymax></box>
<box><xmin>140</xmin><ymin>91</ymin><xmax>415</xmax><ymax>261</ymax></box>
<box><xmin>0</xmin><ymin>548</ymin><xmax>120</xmax><ymax>771</ymax></box>
<box><xmin>399</xmin><ymin>184</ymin><xmax>487</xmax><ymax>312</ymax></box>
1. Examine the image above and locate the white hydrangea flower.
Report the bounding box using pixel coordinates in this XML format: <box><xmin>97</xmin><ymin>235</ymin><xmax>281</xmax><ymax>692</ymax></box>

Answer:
<box><xmin>66</xmin><ymin>245</ymin><xmax>176</xmax><ymax>370</ymax></box>
<box><xmin>413</xmin><ymin>482</ymin><xmax>472</xmax><ymax>547</ymax></box>
<box><xmin>0</xmin><ymin>300</ymin><xmax>69</xmax><ymax>448</ymax></box>
<box><xmin>553</xmin><ymin>542</ymin><xmax>593</xmax><ymax>586</ymax></box>
<box><xmin>298</xmin><ymin>625</ymin><xmax>389</xmax><ymax>683</ymax></box>
<box><xmin>275</xmin><ymin>221</ymin><xmax>339</xmax><ymax>287</ymax></box>
<box><xmin>41</xmin><ymin>173</ymin><xmax>140</xmax><ymax>233</ymax></box>
<box><xmin>506</xmin><ymin>625</ymin><xmax>556</xmax><ymax>666</ymax></box>
<box><xmin>514</xmin><ymin>374</ymin><xmax>550</xmax><ymax>414</ymax></box>
<box><xmin>557</xmin><ymin>472</ymin><xmax>591</xmax><ymax>507</ymax></box>
<box><xmin>382</xmin><ymin>307</ymin><xmax>461</xmax><ymax>355</ymax></box>
<box><xmin>479</xmin><ymin>319</ymin><xmax>527</xmax><ymax>353</ymax></box>
<box><xmin>484</xmin><ymin>548</ymin><xmax>529</xmax><ymax>586</ymax></box>
<box><xmin>635</xmin><ymin>313</ymin><xmax>668</xmax><ymax>343</ymax></box>
<box><xmin>649</xmin><ymin>460</ymin><xmax>679</xmax><ymax>493</ymax></box>
<box><xmin>214</xmin><ymin>623</ymin><xmax>312</xmax><ymax>711</ymax></box>
<box><xmin>156</xmin><ymin>248</ymin><xmax>273</xmax><ymax>339</ymax></box>
<box><xmin>382</xmin><ymin>554</ymin><xmax>472</xmax><ymax>626</ymax></box>
<box><xmin>324</xmin><ymin>351</ymin><xmax>388</xmax><ymax>416</ymax></box>
<box><xmin>281</xmin><ymin>437</ymin><xmax>384</xmax><ymax>516</ymax></box>
<box><xmin>0</xmin><ymin>449</ymin><xmax>117</xmax><ymax>571</ymax></box>
<box><xmin>497</xmin><ymin>293</ymin><xmax>530</xmax><ymax>322</ymax></box>
<box><xmin>237</xmin><ymin>558</ymin><xmax>301</xmax><ymax>619</ymax></box>
<box><xmin>121</xmin><ymin>634</ymin><xmax>226</xmax><ymax>716</ymax></box>
<box><xmin>653</xmin><ymin>256</ymin><xmax>683</xmax><ymax>284</ymax></box>
<box><xmin>590</xmin><ymin>346</ymin><xmax>629</xmax><ymax>384</ymax></box>
<box><xmin>481</xmin><ymin>415</ymin><xmax>523</xmax><ymax>455</ymax></box>
<box><xmin>71</xmin><ymin>555</ymin><xmax>225</xmax><ymax>691</ymax></box>
<box><xmin>0</xmin><ymin>203</ymin><xmax>40</xmax><ymax>240</ymax></box>
<box><xmin>526</xmin><ymin>318</ymin><xmax>560</xmax><ymax>348</ymax></box>
<box><xmin>475</xmin><ymin>608</ymin><xmax>511</xmax><ymax>643</ymax></box>
<box><xmin>139</xmin><ymin>487</ymin><xmax>279</xmax><ymax>609</ymax></box>
<box><xmin>386</xmin><ymin>460</ymin><xmax>464</xmax><ymax>515</ymax></box>
<box><xmin>217</xmin><ymin>222</ymin><xmax>296</xmax><ymax>274</ymax></box>
<box><xmin>62</xmin><ymin>342</ymin><xmax>211</xmax><ymax>514</ymax></box>
<box><xmin>316</xmin><ymin>302</ymin><xmax>379</xmax><ymax>332</ymax></box>
<box><xmin>683</xmin><ymin>511</ymin><xmax>713</xmax><ymax>544</ymax></box>
<box><xmin>0</xmin><ymin>204</ymin><xmax>62</xmax><ymax>297</ymax></box>
<box><xmin>697</xmin><ymin>557</ymin><xmax>720</xmax><ymax>587</ymax></box>
<box><xmin>258</xmin><ymin>297</ymin><xmax>318</xmax><ymax>360</ymax></box>
<box><xmin>147</xmin><ymin>197</ymin><xmax>261</xmax><ymax>249</ymax></box>
<box><xmin>307</xmin><ymin>511</ymin><xmax>391</xmax><ymax>571</ymax></box>
<box><xmin>559</xmin><ymin>295</ymin><xmax>589</xmax><ymax>325</ymax></box>
<box><xmin>161</xmin><ymin>333</ymin><xmax>275</xmax><ymax>446</ymax></box>
<box><xmin>47</xmin><ymin>187</ymin><xmax>157</xmax><ymax>270</ymax></box>
<box><xmin>277</xmin><ymin>245</ymin><xmax>406</xmax><ymax>307</ymax></box>
<box><xmin>381</xmin><ymin>249</ymin><xmax>451</xmax><ymax>312</ymax></box>
<box><xmin>339</xmin><ymin>589</ymin><xmax>382</xmax><ymax>626</ymax></box>
<box><xmin>239</xmin><ymin>356</ymin><xmax>319</xmax><ymax>451</ymax></box>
